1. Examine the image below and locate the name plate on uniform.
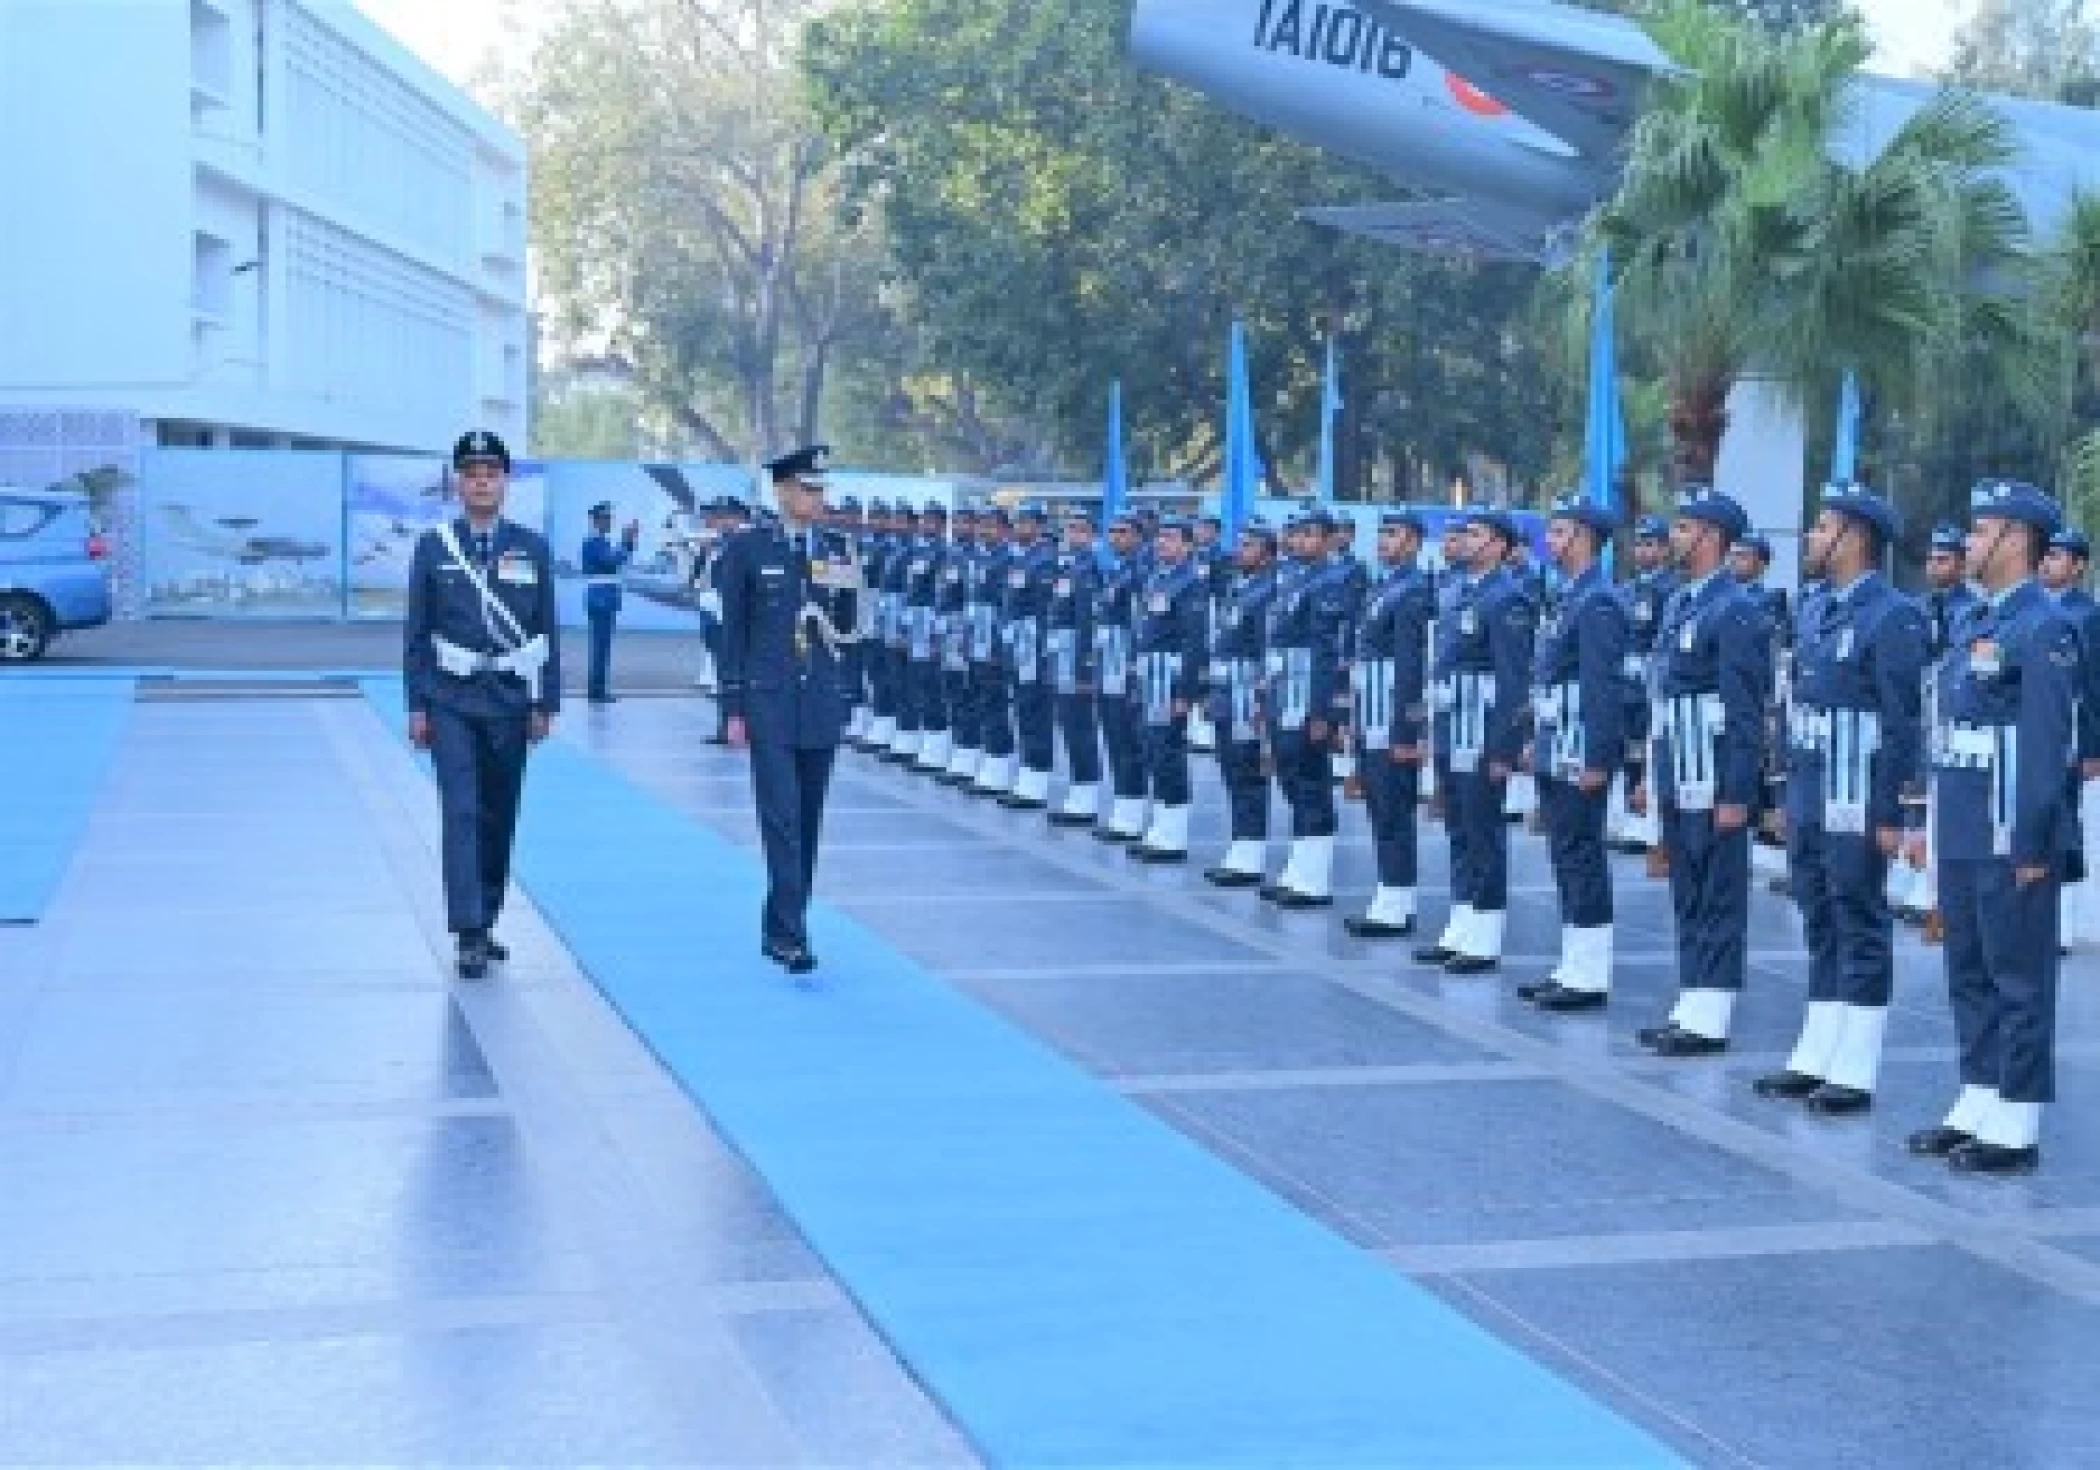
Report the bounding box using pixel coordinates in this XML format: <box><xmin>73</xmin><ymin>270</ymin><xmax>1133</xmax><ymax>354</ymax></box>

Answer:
<box><xmin>497</xmin><ymin>553</ymin><xmax>537</xmax><ymax>586</ymax></box>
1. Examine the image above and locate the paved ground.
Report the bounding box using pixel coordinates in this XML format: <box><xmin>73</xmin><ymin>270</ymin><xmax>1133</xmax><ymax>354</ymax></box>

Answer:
<box><xmin>5</xmin><ymin>627</ymin><xmax>2100</xmax><ymax>1465</ymax></box>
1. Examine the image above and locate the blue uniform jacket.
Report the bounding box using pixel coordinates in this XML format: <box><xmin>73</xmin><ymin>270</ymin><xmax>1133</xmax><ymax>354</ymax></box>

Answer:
<box><xmin>2050</xmin><ymin>586</ymin><xmax>2100</xmax><ymax>761</ymax></box>
<box><xmin>1092</xmin><ymin>551</ymin><xmax>1143</xmax><ymax>698</ymax></box>
<box><xmin>404</xmin><ymin>517</ymin><xmax>561</xmax><ymax>718</ymax></box>
<box><xmin>1532</xmin><ymin>563</ymin><xmax>1630</xmax><ymax>781</ymax></box>
<box><xmin>1136</xmin><ymin>557</ymin><xmax>1209</xmax><ymax>715</ymax></box>
<box><xmin>715</xmin><ymin>523</ymin><xmax>862</xmax><ymax>749</ymax></box>
<box><xmin>1649</xmin><ymin>571</ymin><xmax>1770</xmax><ymax>811</ymax></box>
<box><xmin>1205</xmin><ymin>565</ymin><xmax>1277</xmax><ymax>733</ymax></box>
<box><xmin>1438</xmin><ymin>565</ymin><xmax>1537</xmax><ymax>769</ymax></box>
<box><xmin>1003</xmin><ymin>538</ymin><xmax>1058</xmax><ymax>684</ymax></box>
<box><xmin>1354</xmin><ymin>565</ymin><xmax>1434</xmax><ymax>753</ymax></box>
<box><xmin>1932</xmin><ymin>580</ymin><xmax>2080</xmax><ymax>868</ymax></box>
<box><xmin>903</xmin><ymin>535</ymin><xmax>944</xmax><ymax>663</ymax></box>
<box><xmin>1925</xmin><ymin>581</ymin><xmax>1979</xmax><ymax>662</ymax></box>
<box><xmin>1785</xmin><ymin>572</ymin><xmax>1928</xmax><ymax>835</ymax></box>
<box><xmin>1264</xmin><ymin>556</ymin><xmax>1354</xmax><ymax>733</ymax></box>
<box><xmin>968</xmin><ymin>540</ymin><xmax>1013</xmax><ymax>667</ymax></box>
<box><xmin>936</xmin><ymin>538</ymin><xmax>974</xmax><ymax>670</ymax></box>
<box><xmin>580</xmin><ymin>533</ymin><xmax>632</xmax><ymax>616</ymax></box>
<box><xmin>1046</xmin><ymin>547</ymin><xmax>1101</xmax><ymax>690</ymax></box>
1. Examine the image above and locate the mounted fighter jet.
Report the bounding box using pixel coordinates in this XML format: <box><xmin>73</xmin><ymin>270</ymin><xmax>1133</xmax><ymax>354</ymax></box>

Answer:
<box><xmin>155</xmin><ymin>505</ymin><xmax>332</xmax><ymax>566</ymax></box>
<box><xmin>1130</xmin><ymin>0</ymin><xmax>2100</xmax><ymax>260</ymax></box>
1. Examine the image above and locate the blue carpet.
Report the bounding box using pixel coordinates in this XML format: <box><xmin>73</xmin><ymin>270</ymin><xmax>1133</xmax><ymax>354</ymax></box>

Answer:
<box><xmin>0</xmin><ymin>678</ymin><xmax>134</xmax><ymax>922</ymax></box>
<box><xmin>363</xmin><ymin>681</ymin><xmax>1676</xmax><ymax>1467</ymax></box>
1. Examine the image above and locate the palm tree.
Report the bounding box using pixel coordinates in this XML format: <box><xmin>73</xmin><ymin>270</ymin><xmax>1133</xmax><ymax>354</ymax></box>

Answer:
<box><xmin>2048</xmin><ymin>194</ymin><xmax>2100</xmax><ymax>525</ymax></box>
<box><xmin>1579</xmin><ymin>1</ymin><xmax>2033</xmax><ymax>491</ymax></box>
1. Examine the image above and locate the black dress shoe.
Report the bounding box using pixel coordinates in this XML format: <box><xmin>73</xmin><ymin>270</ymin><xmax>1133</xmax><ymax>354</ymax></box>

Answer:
<box><xmin>1047</xmin><ymin>811</ymin><xmax>1095</xmax><ymax>827</ymax></box>
<box><xmin>1272</xmin><ymin>889</ymin><xmax>1333</xmax><ymax>910</ymax></box>
<box><xmin>455</xmin><ymin>936</ymin><xmax>488</xmax><ymax>981</ymax></box>
<box><xmin>481</xmin><ymin>934</ymin><xmax>510</xmax><ymax>963</ymax></box>
<box><xmin>1413</xmin><ymin>943</ymin><xmax>1458</xmax><ymax>966</ymax></box>
<box><xmin>1635</xmin><ymin>1024</ymin><xmax>1675</xmax><ymax>1049</ymax></box>
<box><xmin>1607</xmin><ymin>838</ymin><xmax>1647</xmax><ymax>856</ymax></box>
<box><xmin>706</xmin><ymin>733</ymin><xmax>730</xmax><ymax>746</ymax></box>
<box><xmin>587</xmin><ymin>694</ymin><xmax>619</xmax><ymax>705</ymax></box>
<box><xmin>1343</xmin><ymin>915</ymin><xmax>1415</xmax><ymax>939</ymax></box>
<box><xmin>1642</xmin><ymin>1026</ymin><xmax>1728</xmax><ymax>1057</ymax></box>
<box><xmin>1804</xmin><ymin>1084</ymin><xmax>1873</xmax><ymax>1116</ymax></box>
<box><xmin>1206</xmin><ymin>867</ymin><xmax>1264</xmax><ymax>889</ymax></box>
<box><xmin>762</xmin><ymin>938</ymin><xmax>817</xmax><ymax>975</ymax></box>
<box><xmin>1948</xmin><ymin>1140</ymin><xmax>2040</xmax><ymax>1175</ymax></box>
<box><xmin>1752</xmin><ymin>1070</ymin><xmax>1823</xmax><ymax>1101</ymax></box>
<box><xmin>1094</xmin><ymin>826</ymin><xmax>1137</xmax><ymax>844</ymax></box>
<box><xmin>1443</xmin><ymin>953</ymin><xmax>1500</xmax><ymax>976</ymax></box>
<box><xmin>1530</xmin><ymin>983</ymin><xmax>1607</xmax><ymax>1013</ymax></box>
<box><xmin>1906</xmin><ymin>1125</ymin><xmax>1975</xmax><ymax>1157</ymax></box>
<box><xmin>1259</xmin><ymin>882</ymin><xmax>1285</xmax><ymax>902</ymax></box>
<box><xmin>1129</xmin><ymin>844</ymin><xmax>1188</xmax><ymax>865</ymax></box>
<box><xmin>999</xmin><ymin>795</ymin><xmax>1047</xmax><ymax>811</ymax></box>
<box><xmin>1515</xmin><ymin>978</ymin><xmax>1554</xmax><ymax>1002</ymax></box>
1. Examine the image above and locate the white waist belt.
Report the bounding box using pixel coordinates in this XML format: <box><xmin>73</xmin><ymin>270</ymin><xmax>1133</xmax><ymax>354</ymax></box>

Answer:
<box><xmin>432</xmin><ymin>633</ymin><xmax>549</xmax><ymax>700</ymax></box>
<box><xmin>585</xmin><ymin>575</ymin><xmax>621</xmax><ymax>588</ymax></box>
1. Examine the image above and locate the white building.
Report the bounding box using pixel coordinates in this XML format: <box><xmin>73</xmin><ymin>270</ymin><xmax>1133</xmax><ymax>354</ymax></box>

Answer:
<box><xmin>0</xmin><ymin>0</ymin><xmax>528</xmax><ymax>455</ymax></box>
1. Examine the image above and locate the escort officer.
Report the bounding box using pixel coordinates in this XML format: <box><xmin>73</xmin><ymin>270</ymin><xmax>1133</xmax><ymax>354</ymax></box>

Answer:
<box><xmin>968</xmin><ymin>508</ymin><xmax>1021</xmax><ymax>798</ymax></box>
<box><xmin>579</xmin><ymin>500</ymin><xmax>637</xmax><ymax>704</ymax></box>
<box><xmin>1002</xmin><ymin>504</ymin><xmax>1061</xmax><ymax>810</ymax></box>
<box><xmin>1519</xmin><ymin>493</ymin><xmax>1630</xmax><ymax>1009</ymax></box>
<box><xmin>404</xmin><ymin>430</ymin><xmax>561</xmax><ymax>981</ymax></box>
<box><xmin>935</xmin><ymin>506</ymin><xmax>981</xmax><ymax>785</ymax></box>
<box><xmin>1093</xmin><ymin>512</ymin><xmax>1153</xmax><ymax>842</ymax></box>
<box><xmin>1344</xmin><ymin>510</ymin><xmax>1434</xmax><ymax>938</ymax></box>
<box><xmin>1047</xmin><ymin>507</ymin><xmax>1107</xmax><ymax>825</ymax></box>
<box><xmin>904</xmin><ymin>504</ymin><xmax>953</xmax><ymax>775</ymax></box>
<box><xmin>1634</xmin><ymin>487</ymin><xmax>1772</xmax><ymax>1056</ymax></box>
<box><xmin>715</xmin><ymin>445</ymin><xmax>862</xmax><ymax>976</ymax></box>
<box><xmin>1414</xmin><ymin>507</ymin><xmax>1538</xmax><ymax>973</ymax></box>
<box><xmin>2041</xmin><ymin>527</ymin><xmax>2100</xmax><ymax>950</ymax></box>
<box><xmin>1610</xmin><ymin>515</ymin><xmax>1680</xmax><ymax>859</ymax></box>
<box><xmin>1753</xmin><ymin>485</ymin><xmax>1926</xmax><ymax>1111</ymax></box>
<box><xmin>1906</xmin><ymin>480</ymin><xmax>2080</xmax><ymax>1173</ymax></box>
<box><xmin>1203</xmin><ymin>518</ymin><xmax>1281</xmax><ymax>887</ymax></box>
<box><xmin>1128</xmin><ymin>516</ymin><xmax>1210</xmax><ymax>862</ymax></box>
<box><xmin>1261</xmin><ymin>510</ymin><xmax>1353</xmax><ymax>907</ymax></box>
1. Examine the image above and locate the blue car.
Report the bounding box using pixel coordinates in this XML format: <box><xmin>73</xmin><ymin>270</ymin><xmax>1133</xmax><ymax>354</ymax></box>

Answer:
<box><xmin>0</xmin><ymin>487</ymin><xmax>112</xmax><ymax>661</ymax></box>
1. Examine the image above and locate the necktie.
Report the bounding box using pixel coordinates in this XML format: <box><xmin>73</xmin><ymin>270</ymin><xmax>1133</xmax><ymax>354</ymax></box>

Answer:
<box><xmin>474</xmin><ymin>532</ymin><xmax>491</xmax><ymax>568</ymax></box>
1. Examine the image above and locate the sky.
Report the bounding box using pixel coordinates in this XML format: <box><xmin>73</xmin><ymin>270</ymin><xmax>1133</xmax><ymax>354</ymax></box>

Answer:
<box><xmin>358</xmin><ymin>0</ymin><xmax>1982</xmax><ymax>87</ymax></box>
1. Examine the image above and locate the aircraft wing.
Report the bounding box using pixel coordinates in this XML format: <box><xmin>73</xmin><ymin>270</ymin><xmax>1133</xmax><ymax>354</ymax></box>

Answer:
<box><xmin>1298</xmin><ymin>198</ymin><xmax>1553</xmax><ymax>263</ymax></box>
<box><xmin>1356</xmin><ymin>0</ymin><xmax>1668</xmax><ymax>161</ymax></box>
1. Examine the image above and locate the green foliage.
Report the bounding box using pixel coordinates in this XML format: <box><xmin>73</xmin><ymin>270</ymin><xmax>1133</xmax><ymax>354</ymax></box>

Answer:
<box><xmin>804</xmin><ymin>0</ymin><xmax>1559</xmax><ymax>498</ymax></box>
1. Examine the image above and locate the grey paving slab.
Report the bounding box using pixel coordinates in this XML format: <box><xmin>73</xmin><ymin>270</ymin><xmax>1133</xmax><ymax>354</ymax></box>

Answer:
<box><xmin>959</xmin><ymin>967</ymin><xmax>1500</xmax><ymax>1078</ymax></box>
<box><xmin>879</xmin><ymin>896</ymin><xmax>1269</xmax><ymax>971</ymax></box>
<box><xmin>729</xmin><ymin>1307</ymin><xmax>981</xmax><ymax>1468</ymax></box>
<box><xmin>1148</xmin><ymin>1079</ymin><xmax>1873</xmax><ymax>1249</ymax></box>
<box><xmin>1449</xmin><ymin>1247</ymin><xmax>2100</xmax><ymax>1470</ymax></box>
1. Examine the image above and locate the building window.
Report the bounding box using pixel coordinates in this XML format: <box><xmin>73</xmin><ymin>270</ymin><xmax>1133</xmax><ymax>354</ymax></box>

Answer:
<box><xmin>192</xmin><ymin>232</ymin><xmax>234</xmax><ymax>318</ymax></box>
<box><xmin>191</xmin><ymin>0</ymin><xmax>234</xmax><ymax>112</ymax></box>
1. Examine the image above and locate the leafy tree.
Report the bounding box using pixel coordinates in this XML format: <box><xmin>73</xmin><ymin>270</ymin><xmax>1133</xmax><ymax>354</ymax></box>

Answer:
<box><xmin>1947</xmin><ymin>0</ymin><xmax>2100</xmax><ymax>104</ymax></box>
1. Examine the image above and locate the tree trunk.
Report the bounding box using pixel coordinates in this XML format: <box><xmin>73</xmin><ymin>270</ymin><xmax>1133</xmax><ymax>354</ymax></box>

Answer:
<box><xmin>1669</xmin><ymin>377</ymin><xmax>1733</xmax><ymax>485</ymax></box>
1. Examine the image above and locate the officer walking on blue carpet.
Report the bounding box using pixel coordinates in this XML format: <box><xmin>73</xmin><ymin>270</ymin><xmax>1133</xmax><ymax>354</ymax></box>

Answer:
<box><xmin>1753</xmin><ymin>484</ymin><xmax>1926</xmax><ymax>1112</ymax></box>
<box><xmin>404</xmin><ymin>430</ymin><xmax>561</xmax><ymax>981</ymax></box>
<box><xmin>1635</xmin><ymin>486</ymin><xmax>1772</xmax><ymax>1057</ymax></box>
<box><xmin>715</xmin><ymin>445</ymin><xmax>862</xmax><ymax>976</ymax></box>
<box><xmin>581</xmin><ymin>500</ymin><xmax>638</xmax><ymax>705</ymax></box>
<box><xmin>1907</xmin><ymin>480</ymin><xmax>2081</xmax><ymax>1174</ymax></box>
<box><xmin>1519</xmin><ymin>492</ymin><xmax>1629</xmax><ymax>1010</ymax></box>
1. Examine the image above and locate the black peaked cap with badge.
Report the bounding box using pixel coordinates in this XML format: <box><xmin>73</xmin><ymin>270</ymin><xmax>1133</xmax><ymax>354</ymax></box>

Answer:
<box><xmin>452</xmin><ymin>430</ymin><xmax>511</xmax><ymax>472</ymax></box>
<box><xmin>765</xmin><ymin>444</ymin><xmax>831</xmax><ymax>486</ymax></box>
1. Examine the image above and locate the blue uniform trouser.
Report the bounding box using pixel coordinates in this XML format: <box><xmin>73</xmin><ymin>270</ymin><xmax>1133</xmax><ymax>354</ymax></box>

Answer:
<box><xmin>1787</xmin><ymin>823</ymin><xmax>1892</xmax><ymax>1007</ymax></box>
<box><xmin>909</xmin><ymin>656</ymin><xmax>946</xmax><ymax>733</ymax></box>
<box><xmin>1663</xmin><ymin>807</ymin><xmax>1750</xmax><ymax>991</ymax></box>
<box><xmin>750</xmin><ymin>740</ymin><xmax>836</xmax><ymax>951</ymax></box>
<box><xmin>868</xmin><ymin>640</ymin><xmax>896</xmax><ymax>720</ymax></box>
<box><xmin>1940</xmin><ymin>858</ymin><xmax>2061</xmax><ymax>1103</ymax></box>
<box><xmin>1144</xmin><ymin>713</ymin><xmax>1191</xmax><ymax>806</ymax></box>
<box><xmin>1099</xmin><ymin>693</ymin><xmax>1147</xmax><ymax>799</ymax></box>
<box><xmin>1272</xmin><ymin>727</ymin><xmax>1337</xmax><ymax>838</ymax></box>
<box><xmin>1542</xmin><ymin>775</ymin><xmax>1612</xmax><ymax>927</ymax></box>
<box><xmin>1216</xmin><ymin>737</ymin><xmax>1269</xmax><ymax>840</ymax></box>
<box><xmin>587</xmin><ymin>609</ymin><xmax>615</xmax><ymax>699</ymax></box>
<box><xmin>1360</xmin><ymin>752</ymin><xmax>1420</xmax><ymax>888</ymax></box>
<box><xmin>1014</xmin><ymin>678</ymin><xmax>1056</xmax><ymax>773</ymax></box>
<box><xmin>429</xmin><ymin>705</ymin><xmax>529</xmax><ymax>935</ymax></box>
<box><xmin>972</xmin><ymin>663</ymin><xmax>1013</xmax><ymax>757</ymax></box>
<box><xmin>943</xmin><ymin>666</ymin><xmax>976</xmax><ymax>749</ymax></box>
<box><xmin>891</xmin><ymin>648</ymin><xmax>919</xmax><ymax>734</ymax></box>
<box><xmin>1448</xmin><ymin>765</ymin><xmax>1509</xmax><ymax>911</ymax></box>
<box><xmin>1057</xmin><ymin>690</ymin><xmax>1102</xmax><ymax>785</ymax></box>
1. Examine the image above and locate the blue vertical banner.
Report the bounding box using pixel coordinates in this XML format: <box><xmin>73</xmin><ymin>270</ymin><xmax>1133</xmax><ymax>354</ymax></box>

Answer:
<box><xmin>1103</xmin><ymin>379</ymin><xmax>1129</xmax><ymax>525</ymax></box>
<box><xmin>1222</xmin><ymin>320</ymin><xmax>1264</xmax><ymax>541</ymax></box>
<box><xmin>1832</xmin><ymin>369</ymin><xmax>1862</xmax><ymax>484</ymax></box>
<box><xmin>1583</xmin><ymin>249</ymin><xmax>1625</xmax><ymax>517</ymax></box>
<box><xmin>1314</xmin><ymin>335</ymin><xmax>1343</xmax><ymax>504</ymax></box>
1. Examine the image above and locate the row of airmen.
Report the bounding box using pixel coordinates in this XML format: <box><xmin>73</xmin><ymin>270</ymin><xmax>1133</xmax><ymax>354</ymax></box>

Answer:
<box><xmin>804</xmin><ymin>482</ymin><xmax>2092</xmax><ymax>1177</ymax></box>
